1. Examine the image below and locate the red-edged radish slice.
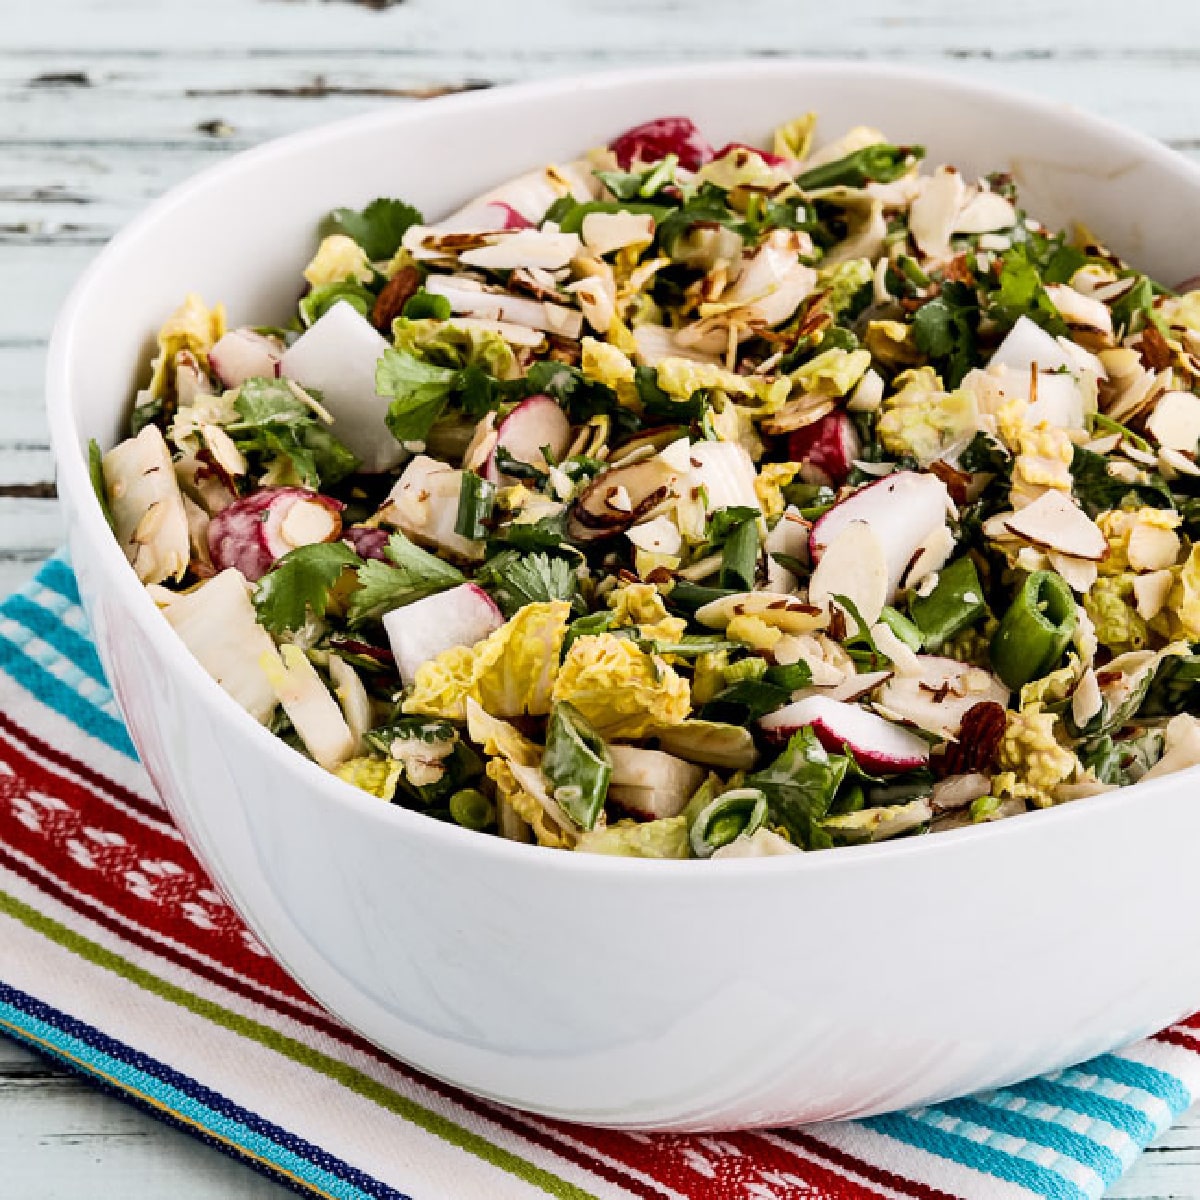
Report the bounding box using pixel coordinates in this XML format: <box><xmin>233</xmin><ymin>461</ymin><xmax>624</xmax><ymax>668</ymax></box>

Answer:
<box><xmin>876</xmin><ymin>657</ymin><xmax>1010</xmax><ymax>740</ymax></box>
<box><xmin>606</xmin><ymin>744</ymin><xmax>707</xmax><ymax>819</ymax></box>
<box><xmin>790</xmin><ymin>669</ymin><xmax>893</xmax><ymax>706</ymax></box>
<box><xmin>437</xmin><ymin>200</ymin><xmax>534</xmax><ymax>233</ymax></box>
<box><xmin>383</xmin><ymin>583</ymin><xmax>504</xmax><ymax>686</ymax></box>
<box><xmin>209</xmin><ymin>328</ymin><xmax>282</xmax><ymax>389</ymax></box>
<box><xmin>787</xmin><ymin>410</ymin><xmax>861</xmax><ymax>487</ymax></box>
<box><xmin>208</xmin><ymin>487</ymin><xmax>344</xmax><ymax>582</ymax></box>
<box><xmin>483</xmin><ymin>394</ymin><xmax>572</xmax><ymax>483</ymax></box>
<box><xmin>809</xmin><ymin>471</ymin><xmax>952</xmax><ymax>601</ymax></box>
<box><xmin>808</xmin><ymin>519</ymin><xmax>889</xmax><ymax>625</ymax></box>
<box><xmin>759</xmin><ymin>695</ymin><xmax>930</xmax><ymax>772</ymax></box>
<box><xmin>381</xmin><ymin>454</ymin><xmax>485</xmax><ymax>561</ymax></box>
<box><xmin>475</xmin><ymin>161</ymin><xmax>601</xmax><ymax>223</ymax></box>
<box><xmin>609</xmin><ymin>116</ymin><xmax>714</xmax><ymax>171</ymax></box>
<box><xmin>279</xmin><ymin>301</ymin><xmax>399</xmax><ymax>473</ymax></box>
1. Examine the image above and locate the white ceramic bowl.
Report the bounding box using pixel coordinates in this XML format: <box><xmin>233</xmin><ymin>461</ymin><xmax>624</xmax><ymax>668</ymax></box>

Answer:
<box><xmin>47</xmin><ymin>61</ymin><xmax>1200</xmax><ymax>1131</ymax></box>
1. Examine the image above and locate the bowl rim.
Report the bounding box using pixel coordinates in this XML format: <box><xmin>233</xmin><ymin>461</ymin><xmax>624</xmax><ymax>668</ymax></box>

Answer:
<box><xmin>45</xmin><ymin>56</ymin><xmax>1200</xmax><ymax>877</ymax></box>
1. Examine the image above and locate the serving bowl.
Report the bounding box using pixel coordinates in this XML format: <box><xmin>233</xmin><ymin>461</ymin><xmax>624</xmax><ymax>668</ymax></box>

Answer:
<box><xmin>47</xmin><ymin>61</ymin><xmax>1200</xmax><ymax>1131</ymax></box>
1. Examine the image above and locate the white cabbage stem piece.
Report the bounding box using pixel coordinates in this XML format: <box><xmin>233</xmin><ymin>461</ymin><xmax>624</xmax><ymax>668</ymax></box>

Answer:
<box><xmin>102</xmin><ymin>424</ymin><xmax>191</xmax><ymax>585</ymax></box>
<box><xmin>262</xmin><ymin>644</ymin><xmax>356</xmax><ymax>771</ymax></box>
<box><xmin>158</xmin><ymin>568</ymin><xmax>280</xmax><ymax>722</ymax></box>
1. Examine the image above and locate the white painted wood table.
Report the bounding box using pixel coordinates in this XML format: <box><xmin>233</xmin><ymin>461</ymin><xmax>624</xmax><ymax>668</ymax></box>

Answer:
<box><xmin>6</xmin><ymin>0</ymin><xmax>1200</xmax><ymax>1194</ymax></box>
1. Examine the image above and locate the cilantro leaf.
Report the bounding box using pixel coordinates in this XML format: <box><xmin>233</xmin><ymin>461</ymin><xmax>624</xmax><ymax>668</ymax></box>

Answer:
<box><xmin>402</xmin><ymin>289</ymin><xmax>452</xmax><ymax>320</ymax></box>
<box><xmin>747</xmin><ymin>726</ymin><xmax>850</xmax><ymax>850</ymax></box>
<box><xmin>347</xmin><ymin>531</ymin><xmax>465</xmax><ymax>625</ymax></box>
<box><xmin>376</xmin><ymin>348</ymin><xmax>459</xmax><ymax>443</ymax></box>
<box><xmin>254</xmin><ymin>542</ymin><xmax>362</xmax><ymax>633</ymax></box>
<box><xmin>912</xmin><ymin>281</ymin><xmax>979</xmax><ymax>386</ymax></box>
<box><xmin>321</xmin><ymin>198</ymin><xmax>423</xmax><ymax>262</ymax></box>
<box><xmin>230</xmin><ymin>378</ymin><xmax>359</xmax><ymax>488</ymax></box>
<box><xmin>475</xmin><ymin>550</ymin><xmax>580</xmax><ymax>616</ymax></box>
<box><xmin>1110</xmin><ymin>275</ymin><xmax>1168</xmax><ymax>338</ymax></box>
<box><xmin>986</xmin><ymin>243</ymin><xmax>1066</xmax><ymax>335</ymax></box>
<box><xmin>1069</xmin><ymin>446</ymin><xmax>1174</xmax><ymax>518</ymax></box>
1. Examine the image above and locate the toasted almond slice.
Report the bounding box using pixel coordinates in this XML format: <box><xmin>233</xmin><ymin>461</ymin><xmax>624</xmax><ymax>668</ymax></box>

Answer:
<box><xmin>1046</xmin><ymin>550</ymin><xmax>1099</xmax><ymax>594</ymax></box>
<box><xmin>902</xmin><ymin>524</ymin><xmax>956</xmax><ymax>591</ymax></box>
<box><xmin>1128</xmin><ymin>521</ymin><xmax>1181</xmax><ymax>572</ymax></box>
<box><xmin>808</xmin><ymin>519</ymin><xmax>889</xmax><ymax>626</ymax></box>
<box><xmin>954</xmin><ymin>189</ymin><xmax>1016</xmax><ymax>235</ymax></box>
<box><xmin>1145</xmin><ymin>390</ymin><xmax>1200</xmax><ymax>453</ymax></box>
<box><xmin>1133</xmin><ymin>569</ymin><xmax>1174</xmax><ymax>620</ymax></box>
<box><xmin>695</xmin><ymin>591</ymin><xmax>829</xmax><ymax>635</ymax></box>
<box><xmin>1003</xmin><ymin>490</ymin><xmax>1108</xmax><ymax>561</ymax></box>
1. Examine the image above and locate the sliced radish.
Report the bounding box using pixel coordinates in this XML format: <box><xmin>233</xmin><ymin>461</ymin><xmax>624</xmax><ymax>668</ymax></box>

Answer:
<box><xmin>990</xmin><ymin>315</ymin><xmax>1078</xmax><ymax>377</ymax></box>
<box><xmin>383</xmin><ymin>583</ymin><xmax>504</xmax><ymax>686</ymax></box>
<box><xmin>808</xmin><ymin>519</ymin><xmax>889</xmax><ymax>625</ymax></box>
<box><xmin>209</xmin><ymin>328</ymin><xmax>282</xmax><ymax>389</ymax></box>
<box><xmin>787</xmin><ymin>409</ymin><xmax>861</xmax><ymax>487</ymax></box>
<box><xmin>687</xmin><ymin>439</ymin><xmax>760</xmax><ymax>514</ymax></box>
<box><xmin>758</xmin><ymin>695</ymin><xmax>930</xmax><ymax>772</ymax></box>
<box><xmin>809</xmin><ymin>471</ymin><xmax>952</xmax><ymax>601</ymax></box>
<box><xmin>476</xmin><ymin>160</ymin><xmax>601</xmax><ymax>222</ymax></box>
<box><xmin>1003</xmin><ymin>490</ymin><xmax>1108</xmax><ymax>561</ymax></box>
<box><xmin>790</xmin><ymin>669</ymin><xmax>893</xmax><ymax>706</ymax></box>
<box><xmin>279</xmin><ymin>301</ymin><xmax>400</xmax><ymax>473</ymax></box>
<box><xmin>382</xmin><ymin>454</ymin><xmax>485</xmax><ymax>561</ymax></box>
<box><xmin>459</xmin><ymin>228</ymin><xmax>583</xmax><ymax>272</ymax></box>
<box><xmin>208</xmin><ymin>487</ymin><xmax>343</xmax><ymax>582</ymax></box>
<box><xmin>606</xmin><ymin>744</ymin><xmax>706</xmax><ymax>819</ymax></box>
<box><xmin>437</xmin><ymin>200</ymin><xmax>534</xmax><ymax>233</ymax></box>
<box><xmin>609</xmin><ymin>116</ymin><xmax>714</xmax><ymax>171</ymax></box>
<box><xmin>484</xmin><ymin>394</ymin><xmax>572</xmax><ymax>483</ymax></box>
<box><xmin>876</xmin><ymin>657</ymin><xmax>1009</xmax><ymax>741</ymax></box>
<box><xmin>424</xmin><ymin>274</ymin><xmax>583</xmax><ymax>340</ymax></box>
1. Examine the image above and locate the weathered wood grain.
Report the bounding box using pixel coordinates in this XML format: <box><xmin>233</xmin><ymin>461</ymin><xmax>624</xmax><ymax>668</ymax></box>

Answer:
<box><xmin>0</xmin><ymin>1042</ymin><xmax>290</xmax><ymax>1198</ymax></box>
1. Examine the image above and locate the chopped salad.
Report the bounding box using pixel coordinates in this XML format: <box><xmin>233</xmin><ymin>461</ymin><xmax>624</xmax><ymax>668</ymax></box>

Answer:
<box><xmin>95</xmin><ymin>112</ymin><xmax>1200</xmax><ymax>858</ymax></box>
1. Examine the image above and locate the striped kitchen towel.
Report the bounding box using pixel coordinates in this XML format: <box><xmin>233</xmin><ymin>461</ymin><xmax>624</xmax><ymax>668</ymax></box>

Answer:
<box><xmin>1</xmin><ymin>552</ymin><xmax>1199</xmax><ymax>1200</ymax></box>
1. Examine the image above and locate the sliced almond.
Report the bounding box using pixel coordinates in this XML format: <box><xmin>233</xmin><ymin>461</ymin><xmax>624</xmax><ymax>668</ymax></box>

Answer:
<box><xmin>459</xmin><ymin>229</ymin><xmax>582</xmax><ymax>271</ymax></box>
<box><xmin>1145</xmin><ymin>390</ymin><xmax>1200</xmax><ymax>453</ymax></box>
<box><xmin>902</xmin><ymin>524</ymin><xmax>956</xmax><ymax>591</ymax></box>
<box><xmin>1133</xmin><ymin>569</ymin><xmax>1174</xmax><ymax>620</ymax></box>
<box><xmin>1045</xmin><ymin>283</ymin><xmax>1114</xmax><ymax>337</ymax></box>
<box><xmin>807</xmin><ymin>520</ymin><xmax>889</xmax><ymax>626</ymax></box>
<box><xmin>279</xmin><ymin>499</ymin><xmax>339</xmax><ymax>549</ymax></box>
<box><xmin>1003</xmin><ymin>490</ymin><xmax>1108</xmax><ymax>561</ymax></box>
<box><xmin>909</xmin><ymin>166</ymin><xmax>966</xmax><ymax>262</ymax></box>
<box><xmin>1046</xmin><ymin>550</ymin><xmax>1099</xmax><ymax>594</ymax></box>
<box><xmin>580</xmin><ymin>210</ymin><xmax>655</xmax><ymax>256</ymax></box>
<box><xmin>1128</xmin><ymin>520</ymin><xmax>1181</xmax><ymax>572</ymax></box>
<box><xmin>695</xmin><ymin>592</ymin><xmax>829</xmax><ymax>635</ymax></box>
<box><xmin>954</xmin><ymin>189</ymin><xmax>1016</xmax><ymax>235</ymax></box>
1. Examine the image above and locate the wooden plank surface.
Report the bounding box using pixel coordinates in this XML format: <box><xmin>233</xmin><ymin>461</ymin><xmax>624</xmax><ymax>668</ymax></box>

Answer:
<box><xmin>5</xmin><ymin>0</ymin><xmax>1200</xmax><ymax>1195</ymax></box>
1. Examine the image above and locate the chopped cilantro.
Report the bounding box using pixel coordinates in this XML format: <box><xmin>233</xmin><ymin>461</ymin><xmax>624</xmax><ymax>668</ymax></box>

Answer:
<box><xmin>254</xmin><ymin>542</ymin><xmax>362</xmax><ymax>633</ymax></box>
<box><xmin>321</xmin><ymin>198</ymin><xmax>423</xmax><ymax>262</ymax></box>
<box><xmin>347</xmin><ymin>531</ymin><xmax>466</xmax><ymax>625</ymax></box>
